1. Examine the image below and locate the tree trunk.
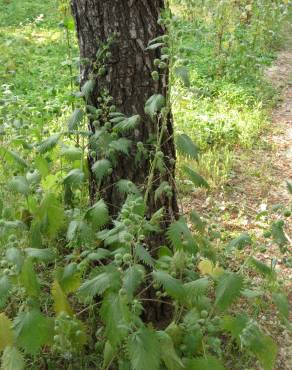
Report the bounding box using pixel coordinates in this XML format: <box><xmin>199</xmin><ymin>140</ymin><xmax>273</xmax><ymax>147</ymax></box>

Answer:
<box><xmin>71</xmin><ymin>0</ymin><xmax>178</xmax><ymax>225</ymax></box>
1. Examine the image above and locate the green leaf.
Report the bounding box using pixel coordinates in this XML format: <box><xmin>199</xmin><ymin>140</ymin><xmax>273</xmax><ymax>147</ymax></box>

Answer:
<box><xmin>24</xmin><ymin>248</ymin><xmax>55</xmax><ymax>262</ymax></box>
<box><xmin>102</xmin><ymin>341</ymin><xmax>116</xmax><ymax>370</ymax></box>
<box><xmin>135</xmin><ymin>244</ymin><xmax>154</xmax><ymax>266</ymax></box>
<box><xmin>116</xmin><ymin>179</ymin><xmax>139</xmax><ymax>195</ymax></box>
<box><xmin>174</xmin><ymin>66</ymin><xmax>190</xmax><ymax>87</ymax></box>
<box><xmin>63</xmin><ymin>169</ymin><xmax>85</xmax><ymax>187</ymax></box>
<box><xmin>146</xmin><ymin>42</ymin><xmax>165</xmax><ymax>50</ymax></box>
<box><xmin>100</xmin><ymin>292</ymin><xmax>131</xmax><ymax>347</ymax></box>
<box><xmin>8</xmin><ymin>176</ymin><xmax>29</xmax><ymax>195</ymax></box>
<box><xmin>127</xmin><ymin>327</ymin><xmax>160</xmax><ymax>370</ymax></box>
<box><xmin>123</xmin><ymin>265</ymin><xmax>145</xmax><ymax>298</ymax></box>
<box><xmin>152</xmin><ymin>270</ymin><xmax>185</xmax><ymax>301</ymax></box>
<box><xmin>51</xmin><ymin>279</ymin><xmax>73</xmax><ymax>315</ymax></box>
<box><xmin>1</xmin><ymin>346</ymin><xmax>24</xmax><ymax>370</ymax></box>
<box><xmin>286</xmin><ymin>180</ymin><xmax>292</xmax><ymax>194</ymax></box>
<box><xmin>6</xmin><ymin>247</ymin><xmax>23</xmax><ymax>272</ymax></box>
<box><xmin>167</xmin><ymin>217</ymin><xmax>197</xmax><ymax>253</ymax></box>
<box><xmin>185</xmin><ymin>356</ymin><xmax>226</xmax><ymax>370</ymax></box>
<box><xmin>6</xmin><ymin>150</ymin><xmax>28</xmax><ymax>169</ymax></box>
<box><xmin>92</xmin><ymin>159</ymin><xmax>112</xmax><ymax>182</ymax></box>
<box><xmin>113</xmin><ymin>115</ymin><xmax>141</xmax><ymax>132</ymax></box>
<box><xmin>68</xmin><ymin>108</ymin><xmax>84</xmax><ymax>131</ymax></box>
<box><xmin>249</xmin><ymin>257</ymin><xmax>275</xmax><ymax>279</ymax></box>
<box><xmin>272</xmin><ymin>292</ymin><xmax>289</xmax><ymax>320</ymax></box>
<box><xmin>109</xmin><ymin>138</ymin><xmax>132</xmax><ymax>155</ymax></box>
<box><xmin>38</xmin><ymin>133</ymin><xmax>61</xmax><ymax>154</ymax></box>
<box><xmin>0</xmin><ymin>314</ymin><xmax>14</xmax><ymax>351</ymax></box>
<box><xmin>157</xmin><ymin>331</ymin><xmax>184</xmax><ymax>370</ymax></box>
<box><xmin>190</xmin><ymin>210</ymin><xmax>205</xmax><ymax>233</ymax></box>
<box><xmin>0</xmin><ymin>275</ymin><xmax>11</xmax><ymax>309</ymax></box>
<box><xmin>56</xmin><ymin>263</ymin><xmax>81</xmax><ymax>294</ymax></box>
<box><xmin>184</xmin><ymin>278</ymin><xmax>210</xmax><ymax>305</ymax></box>
<box><xmin>19</xmin><ymin>258</ymin><xmax>40</xmax><ymax>297</ymax></box>
<box><xmin>84</xmin><ymin>199</ymin><xmax>109</xmax><ymax>229</ymax></box>
<box><xmin>221</xmin><ymin>314</ymin><xmax>248</xmax><ymax>341</ymax></box>
<box><xmin>14</xmin><ymin>309</ymin><xmax>53</xmax><ymax>354</ymax></box>
<box><xmin>144</xmin><ymin>94</ymin><xmax>166</xmax><ymax>121</ymax></box>
<box><xmin>182</xmin><ymin>165</ymin><xmax>209</xmax><ymax>189</ymax></box>
<box><xmin>87</xmin><ymin>248</ymin><xmax>111</xmax><ymax>261</ymax></box>
<box><xmin>241</xmin><ymin>323</ymin><xmax>277</xmax><ymax>370</ymax></box>
<box><xmin>228</xmin><ymin>233</ymin><xmax>251</xmax><ymax>250</ymax></box>
<box><xmin>81</xmin><ymin>79</ymin><xmax>95</xmax><ymax>99</ymax></box>
<box><xmin>271</xmin><ymin>220</ymin><xmax>288</xmax><ymax>246</ymax></box>
<box><xmin>215</xmin><ymin>273</ymin><xmax>243</xmax><ymax>311</ymax></box>
<box><xmin>38</xmin><ymin>193</ymin><xmax>65</xmax><ymax>237</ymax></box>
<box><xmin>78</xmin><ymin>266</ymin><xmax>120</xmax><ymax>299</ymax></box>
<box><xmin>176</xmin><ymin>134</ymin><xmax>198</xmax><ymax>160</ymax></box>
<box><xmin>60</xmin><ymin>146</ymin><xmax>82</xmax><ymax>161</ymax></box>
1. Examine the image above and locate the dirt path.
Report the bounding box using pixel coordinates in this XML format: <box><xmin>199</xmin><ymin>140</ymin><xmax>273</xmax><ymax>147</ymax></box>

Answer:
<box><xmin>184</xmin><ymin>30</ymin><xmax>292</xmax><ymax>369</ymax></box>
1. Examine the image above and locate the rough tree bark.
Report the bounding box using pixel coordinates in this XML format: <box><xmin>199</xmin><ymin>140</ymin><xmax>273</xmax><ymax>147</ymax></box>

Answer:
<box><xmin>71</xmin><ymin>0</ymin><xmax>178</xmax><ymax>224</ymax></box>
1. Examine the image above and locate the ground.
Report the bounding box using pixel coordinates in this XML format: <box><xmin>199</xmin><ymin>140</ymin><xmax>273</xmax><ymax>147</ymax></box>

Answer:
<box><xmin>184</xmin><ymin>27</ymin><xmax>292</xmax><ymax>370</ymax></box>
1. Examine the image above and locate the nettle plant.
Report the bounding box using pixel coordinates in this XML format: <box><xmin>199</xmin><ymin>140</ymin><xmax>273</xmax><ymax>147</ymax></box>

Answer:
<box><xmin>0</xmin><ymin>24</ymin><xmax>290</xmax><ymax>370</ymax></box>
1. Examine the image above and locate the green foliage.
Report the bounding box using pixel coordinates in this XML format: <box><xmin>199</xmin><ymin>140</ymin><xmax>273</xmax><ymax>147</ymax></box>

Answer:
<box><xmin>144</xmin><ymin>94</ymin><xmax>166</xmax><ymax>121</ymax></box>
<box><xmin>176</xmin><ymin>133</ymin><xmax>199</xmax><ymax>160</ymax></box>
<box><xmin>127</xmin><ymin>327</ymin><xmax>160</xmax><ymax>370</ymax></box>
<box><xmin>1</xmin><ymin>346</ymin><xmax>24</xmax><ymax>370</ymax></box>
<box><xmin>14</xmin><ymin>309</ymin><xmax>53</xmax><ymax>355</ymax></box>
<box><xmin>215</xmin><ymin>273</ymin><xmax>243</xmax><ymax>311</ymax></box>
<box><xmin>182</xmin><ymin>165</ymin><xmax>209</xmax><ymax>189</ymax></box>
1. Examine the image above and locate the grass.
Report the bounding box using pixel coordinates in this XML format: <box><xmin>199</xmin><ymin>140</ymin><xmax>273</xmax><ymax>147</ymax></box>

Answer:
<box><xmin>170</xmin><ymin>2</ymin><xmax>288</xmax><ymax>188</ymax></box>
<box><xmin>0</xmin><ymin>0</ymin><xmax>77</xmax><ymax>130</ymax></box>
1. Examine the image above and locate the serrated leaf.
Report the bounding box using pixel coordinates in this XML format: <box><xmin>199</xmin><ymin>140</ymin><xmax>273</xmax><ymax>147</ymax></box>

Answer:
<box><xmin>1</xmin><ymin>346</ymin><xmax>24</xmax><ymax>370</ymax></box>
<box><xmin>123</xmin><ymin>265</ymin><xmax>145</xmax><ymax>299</ymax></box>
<box><xmin>81</xmin><ymin>79</ymin><xmax>95</xmax><ymax>99</ymax></box>
<box><xmin>0</xmin><ymin>314</ymin><xmax>13</xmax><ymax>351</ymax></box>
<box><xmin>135</xmin><ymin>244</ymin><xmax>154</xmax><ymax>266</ymax></box>
<box><xmin>215</xmin><ymin>273</ymin><xmax>243</xmax><ymax>311</ymax></box>
<box><xmin>92</xmin><ymin>159</ymin><xmax>112</xmax><ymax>182</ymax></box>
<box><xmin>87</xmin><ymin>248</ymin><xmax>111</xmax><ymax>261</ymax></box>
<box><xmin>19</xmin><ymin>258</ymin><xmax>40</xmax><ymax>297</ymax></box>
<box><xmin>24</xmin><ymin>248</ymin><xmax>55</xmax><ymax>262</ymax></box>
<box><xmin>56</xmin><ymin>263</ymin><xmax>81</xmax><ymax>294</ymax></box>
<box><xmin>8</xmin><ymin>176</ymin><xmax>29</xmax><ymax>195</ymax></box>
<box><xmin>78</xmin><ymin>266</ymin><xmax>120</xmax><ymax>299</ymax></box>
<box><xmin>109</xmin><ymin>138</ymin><xmax>132</xmax><ymax>155</ymax></box>
<box><xmin>0</xmin><ymin>276</ymin><xmax>11</xmax><ymax>309</ymax></box>
<box><xmin>286</xmin><ymin>180</ymin><xmax>292</xmax><ymax>194</ymax></box>
<box><xmin>38</xmin><ymin>193</ymin><xmax>65</xmax><ymax>237</ymax></box>
<box><xmin>198</xmin><ymin>259</ymin><xmax>213</xmax><ymax>275</ymax></box>
<box><xmin>144</xmin><ymin>94</ymin><xmax>165</xmax><ymax>121</ymax></box>
<box><xmin>152</xmin><ymin>270</ymin><xmax>185</xmax><ymax>301</ymax></box>
<box><xmin>60</xmin><ymin>146</ymin><xmax>82</xmax><ymax>161</ymax></box>
<box><xmin>176</xmin><ymin>134</ymin><xmax>198</xmax><ymax>160</ymax></box>
<box><xmin>84</xmin><ymin>199</ymin><xmax>109</xmax><ymax>229</ymax></box>
<box><xmin>100</xmin><ymin>292</ymin><xmax>131</xmax><ymax>347</ymax></box>
<box><xmin>68</xmin><ymin>108</ymin><xmax>84</xmax><ymax>131</ymax></box>
<box><xmin>102</xmin><ymin>340</ymin><xmax>116</xmax><ymax>370</ymax></box>
<box><xmin>228</xmin><ymin>233</ymin><xmax>251</xmax><ymax>250</ymax></box>
<box><xmin>6</xmin><ymin>150</ymin><xmax>28</xmax><ymax>169</ymax></box>
<box><xmin>249</xmin><ymin>257</ymin><xmax>275</xmax><ymax>279</ymax></box>
<box><xmin>127</xmin><ymin>327</ymin><xmax>160</xmax><ymax>370</ymax></box>
<box><xmin>63</xmin><ymin>169</ymin><xmax>85</xmax><ymax>187</ymax></box>
<box><xmin>190</xmin><ymin>210</ymin><xmax>205</xmax><ymax>233</ymax></box>
<box><xmin>174</xmin><ymin>66</ymin><xmax>190</xmax><ymax>87</ymax></box>
<box><xmin>157</xmin><ymin>331</ymin><xmax>184</xmax><ymax>370</ymax></box>
<box><xmin>38</xmin><ymin>133</ymin><xmax>61</xmax><ymax>154</ymax></box>
<box><xmin>271</xmin><ymin>220</ymin><xmax>288</xmax><ymax>246</ymax></box>
<box><xmin>221</xmin><ymin>314</ymin><xmax>248</xmax><ymax>341</ymax></box>
<box><xmin>13</xmin><ymin>309</ymin><xmax>53</xmax><ymax>354</ymax></box>
<box><xmin>146</xmin><ymin>42</ymin><xmax>165</xmax><ymax>50</ymax></box>
<box><xmin>116</xmin><ymin>179</ymin><xmax>139</xmax><ymax>195</ymax></box>
<box><xmin>51</xmin><ymin>279</ymin><xmax>73</xmax><ymax>315</ymax></box>
<box><xmin>182</xmin><ymin>165</ymin><xmax>209</xmax><ymax>189</ymax></box>
<box><xmin>272</xmin><ymin>292</ymin><xmax>289</xmax><ymax>320</ymax></box>
<box><xmin>167</xmin><ymin>217</ymin><xmax>197</xmax><ymax>253</ymax></box>
<box><xmin>185</xmin><ymin>356</ymin><xmax>226</xmax><ymax>370</ymax></box>
<box><xmin>5</xmin><ymin>247</ymin><xmax>23</xmax><ymax>272</ymax></box>
<box><xmin>113</xmin><ymin>115</ymin><xmax>141</xmax><ymax>132</ymax></box>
